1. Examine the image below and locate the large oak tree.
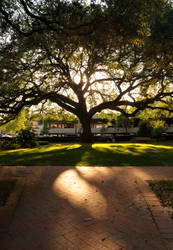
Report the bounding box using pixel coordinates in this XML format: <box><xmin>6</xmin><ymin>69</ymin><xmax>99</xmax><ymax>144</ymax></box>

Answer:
<box><xmin>0</xmin><ymin>0</ymin><xmax>173</xmax><ymax>142</ymax></box>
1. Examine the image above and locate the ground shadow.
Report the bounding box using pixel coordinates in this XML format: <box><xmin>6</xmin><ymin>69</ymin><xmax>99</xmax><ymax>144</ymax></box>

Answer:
<box><xmin>0</xmin><ymin>164</ymin><xmax>168</xmax><ymax>249</ymax></box>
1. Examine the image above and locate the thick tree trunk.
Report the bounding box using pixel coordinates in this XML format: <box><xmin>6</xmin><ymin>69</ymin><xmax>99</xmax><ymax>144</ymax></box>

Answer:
<box><xmin>80</xmin><ymin>117</ymin><xmax>93</xmax><ymax>143</ymax></box>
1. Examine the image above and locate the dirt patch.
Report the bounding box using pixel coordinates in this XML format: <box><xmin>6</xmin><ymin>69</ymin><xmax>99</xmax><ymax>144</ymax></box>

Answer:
<box><xmin>0</xmin><ymin>179</ymin><xmax>16</xmax><ymax>206</ymax></box>
<box><xmin>0</xmin><ymin>177</ymin><xmax>25</xmax><ymax>229</ymax></box>
<box><xmin>148</xmin><ymin>180</ymin><xmax>173</xmax><ymax>218</ymax></box>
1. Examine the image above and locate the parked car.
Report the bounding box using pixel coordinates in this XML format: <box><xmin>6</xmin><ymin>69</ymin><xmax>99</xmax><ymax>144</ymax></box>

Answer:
<box><xmin>0</xmin><ymin>134</ymin><xmax>13</xmax><ymax>138</ymax></box>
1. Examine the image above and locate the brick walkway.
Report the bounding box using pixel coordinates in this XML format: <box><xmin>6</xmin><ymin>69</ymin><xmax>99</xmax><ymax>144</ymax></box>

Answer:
<box><xmin>0</xmin><ymin>166</ymin><xmax>173</xmax><ymax>250</ymax></box>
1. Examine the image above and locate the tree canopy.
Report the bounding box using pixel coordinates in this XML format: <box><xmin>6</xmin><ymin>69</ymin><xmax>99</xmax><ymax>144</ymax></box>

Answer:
<box><xmin>0</xmin><ymin>0</ymin><xmax>173</xmax><ymax>142</ymax></box>
<box><xmin>1</xmin><ymin>108</ymin><xmax>30</xmax><ymax>135</ymax></box>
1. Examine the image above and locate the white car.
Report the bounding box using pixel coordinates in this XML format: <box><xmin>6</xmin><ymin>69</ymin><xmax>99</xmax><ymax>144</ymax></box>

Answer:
<box><xmin>1</xmin><ymin>134</ymin><xmax>13</xmax><ymax>138</ymax></box>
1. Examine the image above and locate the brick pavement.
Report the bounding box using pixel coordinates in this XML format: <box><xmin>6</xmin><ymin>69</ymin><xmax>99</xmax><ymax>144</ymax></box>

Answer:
<box><xmin>0</xmin><ymin>166</ymin><xmax>173</xmax><ymax>250</ymax></box>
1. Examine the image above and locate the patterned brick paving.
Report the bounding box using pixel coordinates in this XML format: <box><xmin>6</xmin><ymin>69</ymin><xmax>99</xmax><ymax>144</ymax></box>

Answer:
<box><xmin>0</xmin><ymin>166</ymin><xmax>173</xmax><ymax>250</ymax></box>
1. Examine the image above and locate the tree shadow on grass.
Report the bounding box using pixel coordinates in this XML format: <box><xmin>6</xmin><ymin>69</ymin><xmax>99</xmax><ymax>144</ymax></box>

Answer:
<box><xmin>77</xmin><ymin>143</ymin><xmax>173</xmax><ymax>166</ymax></box>
<box><xmin>0</xmin><ymin>144</ymin><xmax>84</xmax><ymax>166</ymax></box>
<box><xmin>0</xmin><ymin>143</ymin><xmax>173</xmax><ymax>167</ymax></box>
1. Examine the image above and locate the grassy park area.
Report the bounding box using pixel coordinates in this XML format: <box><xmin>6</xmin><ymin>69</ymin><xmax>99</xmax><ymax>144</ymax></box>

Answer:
<box><xmin>0</xmin><ymin>142</ymin><xmax>173</xmax><ymax>166</ymax></box>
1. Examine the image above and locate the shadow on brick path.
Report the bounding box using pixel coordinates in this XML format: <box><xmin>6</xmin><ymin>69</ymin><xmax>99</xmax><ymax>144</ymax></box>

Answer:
<box><xmin>1</xmin><ymin>165</ymin><xmax>173</xmax><ymax>249</ymax></box>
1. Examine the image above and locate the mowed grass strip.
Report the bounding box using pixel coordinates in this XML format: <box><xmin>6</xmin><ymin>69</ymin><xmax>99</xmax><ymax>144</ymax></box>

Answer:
<box><xmin>0</xmin><ymin>142</ymin><xmax>173</xmax><ymax>166</ymax></box>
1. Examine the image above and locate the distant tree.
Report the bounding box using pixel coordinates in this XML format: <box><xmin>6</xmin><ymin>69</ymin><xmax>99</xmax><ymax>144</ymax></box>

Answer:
<box><xmin>31</xmin><ymin>105</ymin><xmax>78</xmax><ymax>134</ymax></box>
<box><xmin>31</xmin><ymin>104</ymin><xmax>78</xmax><ymax>123</ymax></box>
<box><xmin>137</xmin><ymin>121</ymin><xmax>153</xmax><ymax>137</ymax></box>
<box><xmin>0</xmin><ymin>0</ymin><xmax>172</xmax><ymax>142</ymax></box>
<box><xmin>138</xmin><ymin>104</ymin><xmax>171</xmax><ymax>122</ymax></box>
<box><xmin>115</xmin><ymin>115</ymin><xmax>132</xmax><ymax>133</ymax></box>
<box><xmin>1</xmin><ymin>108</ymin><xmax>31</xmax><ymax>135</ymax></box>
<box><xmin>138</xmin><ymin>104</ymin><xmax>170</xmax><ymax>138</ymax></box>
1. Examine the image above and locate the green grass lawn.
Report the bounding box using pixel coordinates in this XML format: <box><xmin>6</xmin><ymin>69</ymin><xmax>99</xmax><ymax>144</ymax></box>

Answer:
<box><xmin>0</xmin><ymin>142</ymin><xmax>173</xmax><ymax>166</ymax></box>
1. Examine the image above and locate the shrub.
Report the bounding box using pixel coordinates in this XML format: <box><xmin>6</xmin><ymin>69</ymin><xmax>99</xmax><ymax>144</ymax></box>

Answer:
<box><xmin>15</xmin><ymin>129</ymin><xmax>38</xmax><ymax>148</ymax></box>
<box><xmin>137</xmin><ymin>121</ymin><xmax>153</xmax><ymax>137</ymax></box>
<box><xmin>137</xmin><ymin>119</ymin><xmax>168</xmax><ymax>139</ymax></box>
<box><xmin>1</xmin><ymin>141</ymin><xmax>20</xmax><ymax>150</ymax></box>
<box><xmin>150</xmin><ymin>120</ymin><xmax>167</xmax><ymax>139</ymax></box>
<box><xmin>0</xmin><ymin>130</ymin><xmax>39</xmax><ymax>150</ymax></box>
<box><xmin>0</xmin><ymin>140</ymin><xmax>4</xmax><ymax>150</ymax></box>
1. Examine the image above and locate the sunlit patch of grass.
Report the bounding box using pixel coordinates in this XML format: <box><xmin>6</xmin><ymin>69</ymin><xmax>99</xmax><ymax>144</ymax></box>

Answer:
<box><xmin>92</xmin><ymin>143</ymin><xmax>173</xmax><ymax>156</ymax></box>
<box><xmin>77</xmin><ymin>152</ymin><xmax>90</xmax><ymax>166</ymax></box>
<box><xmin>29</xmin><ymin>143</ymin><xmax>81</xmax><ymax>152</ymax></box>
<box><xmin>65</xmin><ymin>144</ymin><xmax>82</xmax><ymax>150</ymax></box>
<box><xmin>0</xmin><ymin>148</ymin><xmax>29</xmax><ymax>156</ymax></box>
<box><xmin>93</xmin><ymin>143</ymin><xmax>140</xmax><ymax>156</ymax></box>
<box><xmin>1</xmin><ymin>143</ymin><xmax>81</xmax><ymax>155</ymax></box>
<box><xmin>93</xmin><ymin>143</ymin><xmax>173</xmax><ymax>150</ymax></box>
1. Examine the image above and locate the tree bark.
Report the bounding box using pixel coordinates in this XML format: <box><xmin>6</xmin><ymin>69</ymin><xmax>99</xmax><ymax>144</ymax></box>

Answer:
<box><xmin>80</xmin><ymin>117</ymin><xmax>93</xmax><ymax>143</ymax></box>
